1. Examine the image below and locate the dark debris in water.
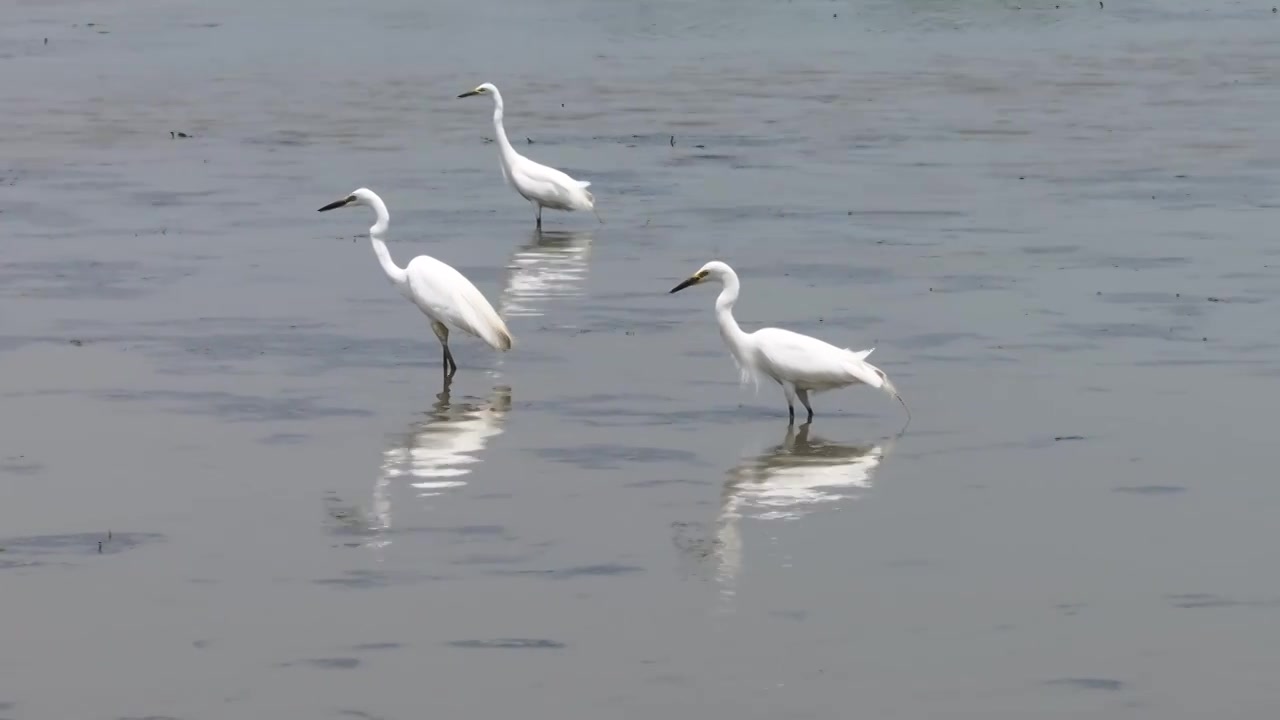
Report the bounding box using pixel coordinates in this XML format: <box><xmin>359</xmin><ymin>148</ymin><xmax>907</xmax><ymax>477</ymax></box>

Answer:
<box><xmin>447</xmin><ymin>638</ymin><xmax>565</xmax><ymax>649</ymax></box>
<box><xmin>768</xmin><ymin>609</ymin><xmax>810</xmax><ymax>622</ymax></box>
<box><xmin>314</xmin><ymin>571</ymin><xmax>398</xmax><ymax>589</ymax></box>
<box><xmin>280</xmin><ymin>657</ymin><xmax>360</xmax><ymax>670</ymax></box>
<box><xmin>490</xmin><ymin>563</ymin><xmax>644</xmax><ymax>580</ymax></box>
<box><xmin>1</xmin><ymin>455</ymin><xmax>42</xmax><ymax>476</ymax></box>
<box><xmin>349</xmin><ymin>642</ymin><xmax>402</xmax><ymax>652</ymax></box>
<box><xmin>1053</xmin><ymin>435</ymin><xmax>1085</xmax><ymax>442</ymax></box>
<box><xmin>244</xmin><ymin>129</ymin><xmax>309</xmax><ymax>147</ymax></box>
<box><xmin>313</xmin><ymin>569</ymin><xmax>447</xmax><ymax>589</ymax></box>
<box><xmin>259</xmin><ymin>432</ymin><xmax>309</xmax><ymax>446</ymax></box>
<box><xmin>1113</xmin><ymin>485</ymin><xmax>1186</xmax><ymax>496</ymax></box>
<box><xmin>1046</xmin><ymin>677</ymin><xmax>1125</xmax><ymax>692</ymax></box>
<box><xmin>0</xmin><ymin>531</ymin><xmax>162</xmax><ymax>560</ymax></box>
<box><xmin>1166</xmin><ymin>593</ymin><xmax>1280</xmax><ymax>609</ymax></box>
<box><xmin>1055</xmin><ymin>602</ymin><xmax>1086</xmax><ymax>617</ymax></box>
<box><xmin>671</xmin><ymin>520</ymin><xmax>720</xmax><ymax>569</ymax></box>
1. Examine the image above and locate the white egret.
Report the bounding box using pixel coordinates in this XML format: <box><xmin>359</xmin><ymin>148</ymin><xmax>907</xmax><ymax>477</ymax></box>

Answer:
<box><xmin>669</xmin><ymin>261</ymin><xmax>910</xmax><ymax>425</ymax></box>
<box><xmin>318</xmin><ymin>188</ymin><xmax>513</xmax><ymax>378</ymax></box>
<box><xmin>457</xmin><ymin>83</ymin><xmax>599</xmax><ymax>230</ymax></box>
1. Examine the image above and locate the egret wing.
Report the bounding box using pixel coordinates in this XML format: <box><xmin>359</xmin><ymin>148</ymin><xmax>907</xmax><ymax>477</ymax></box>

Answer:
<box><xmin>511</xmin><ymin>156</ymin><xmax>592</xmax><ymax>210</ymax></box>
<box><xmin>406</xmin><ymin>256</ymin><xmax>513</xmax><ymax>351</ymax></box>
<box><xmin>752</xmin><ymin>327</ymin><xmax>884</xmax><ymax>390</ymax></box>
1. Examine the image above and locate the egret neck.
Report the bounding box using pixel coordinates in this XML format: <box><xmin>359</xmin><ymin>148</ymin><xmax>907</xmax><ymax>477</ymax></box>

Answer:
<box><xmin>714</xmin><ymin>268</ymin><xmax>751</xmax><ymax>364</ymax></box>
<box><xmin>365</xmin><ymin>193</ymin><xmax>407</xmax><ymax>288</ymax></box>
<box><xmin>488</xmin><ymin>87</ymin><xmax>520</xmax><ymax>182</ymax></box>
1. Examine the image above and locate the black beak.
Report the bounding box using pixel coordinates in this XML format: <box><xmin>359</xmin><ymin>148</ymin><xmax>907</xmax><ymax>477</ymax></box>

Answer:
<box><xmin>669</xmin><ymin>276</ymin><xmax>700</xmax><ymax>294</ymax></box>
<box><xmin>318</xmin><ymin>196</ymin><xmax>353</xmax><ymax>212</ymax></box>
<box><xmin>458</xmin><ymin>90</ymin><xmax>478</xmax><ymax>98</ymax></box>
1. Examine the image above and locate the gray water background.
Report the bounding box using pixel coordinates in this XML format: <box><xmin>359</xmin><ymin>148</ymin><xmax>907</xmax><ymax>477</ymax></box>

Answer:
<box><xmin>3</xmin><ymin>0</ymin><xmax>1280</xmax><ymax>717</ymax></box>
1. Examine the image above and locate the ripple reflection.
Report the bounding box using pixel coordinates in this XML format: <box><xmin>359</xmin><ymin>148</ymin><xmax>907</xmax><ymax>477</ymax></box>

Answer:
<box><xmin>499</xmin><ymin>229</ymin><xmax>594</xmax><ymax>319</ymax></box>
<box><xmin>369</xmin><ymin>381</ymin><xmax>512</xmax><ymax>547</ymax></box>
<box><xmin>715</xmin><ymin>423</ymin><xmax>892</xmax><ymax>604</ymax></box>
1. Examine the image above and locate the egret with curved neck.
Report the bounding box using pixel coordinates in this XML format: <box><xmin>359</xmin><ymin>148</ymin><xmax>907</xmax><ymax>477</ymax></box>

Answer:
<box><xmin>458</xmin><ymin>82</ymin><xmax>599</xmax><ymax>230</ymax></box>
<box><xmin>318</xmin><ymin>188</ymin><xmax>513</xmax><ymax>379</ymax></box>
<box><xmin>670</xmin><ymin>261</ymin><xmax>909</xmax><ymax>426</ymax></box>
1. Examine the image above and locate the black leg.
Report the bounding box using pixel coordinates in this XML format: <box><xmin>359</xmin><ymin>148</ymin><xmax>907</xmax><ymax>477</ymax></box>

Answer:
<box><xmin>788</xmin><ymin>405</ymin><xmax>795</xmax><ymax>425</ymax></box>
<box><xmin>431</xmin><ymin>321</ymin><xmax>455</xmax><ymax>378</ymax></box>
<box><xmin>536</xmin><ymin>205</ymin><xmax>542</xmax><ymax>230</ymax></box>
<box><xmin>797</xmin><ymin>388</ymin><xmax>815</xmax><ymax>423</ymax></box>
<box><xmin>444</xmin><ymin>345</ymin><xmax>458</xmax><ymax>379</ymax></box>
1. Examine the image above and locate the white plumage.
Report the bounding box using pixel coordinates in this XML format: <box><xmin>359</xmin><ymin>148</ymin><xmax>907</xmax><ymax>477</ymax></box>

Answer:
<box><xmin>670</xmin><ymin>261</ymin><xmax>908</xmax><ymax>425</ymax></box>
<box><xmin>458</xmin><ymin>82</ymin><xmax>599</xmax><ymax>229</ymax></box>
<box><xmin>752</xmin><ymin>329</ymin><xmax>895</xmax><ymax>394</ymax></box>
<box><xmin>318</xmin><ymin>188</ymin><xmax>512</xmax><ymax>378</ymax></box>
<box><xmin>405</xmin><ymin>255</ymin><xmax>512</xmax><ymax>353</ymax></box>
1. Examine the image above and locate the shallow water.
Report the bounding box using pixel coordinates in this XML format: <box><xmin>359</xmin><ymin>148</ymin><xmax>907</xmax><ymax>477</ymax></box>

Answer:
<box><xmin>4</xmin><ymin>0</ymin><xmax>1280</xmax><ymax>718</ymax></box>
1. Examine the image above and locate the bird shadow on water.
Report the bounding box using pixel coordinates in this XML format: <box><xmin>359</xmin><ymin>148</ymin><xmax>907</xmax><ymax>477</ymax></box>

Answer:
<box><xmin>499</xmin><ymin>228</ymin><xmax>595</xmax><ymax>321</ymax></box>
<box><xmin>674</xmin><ymin>422</ymin><xmax>894</xmax><ymax>611</ymax></box>
<box><xmin>326</xmin><ymin>378</ymin><xmax>512</xmax><ymax>554</ymax></box>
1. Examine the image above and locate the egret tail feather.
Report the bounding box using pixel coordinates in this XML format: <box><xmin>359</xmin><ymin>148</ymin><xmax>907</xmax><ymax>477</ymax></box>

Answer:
<box><xmin>877</xmin><ymin>374</ymin><xmax>912</xmax><ymax>431</ymax></box>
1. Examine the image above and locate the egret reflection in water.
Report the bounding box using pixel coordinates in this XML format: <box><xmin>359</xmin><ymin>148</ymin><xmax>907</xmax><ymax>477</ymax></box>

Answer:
<box><xmin>713</xmin><ymin>423</ymin><xmax>892</xmax><ymax>604</ymax></box>
<box><xmin>367</xmin><ymin>381</ymin><xmax>512</xmax><ymax>547</ymax></box>
<box><xmin>499</xmin><ymin>229</ymin><xmax>595</xmax><ymax>319</ymax></box>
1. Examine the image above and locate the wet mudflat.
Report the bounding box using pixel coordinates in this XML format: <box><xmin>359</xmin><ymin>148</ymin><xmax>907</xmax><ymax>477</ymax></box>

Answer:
<box><xmin>3</xmin><ymin>1</ymin><xmax>1280</xmax><ymax>718</ymax></box>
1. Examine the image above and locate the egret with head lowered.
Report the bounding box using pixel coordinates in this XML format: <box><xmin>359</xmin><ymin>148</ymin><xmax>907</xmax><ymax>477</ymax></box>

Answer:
<box><xmin>318</xmin><ymin>188</ymin><xmax>512</xmax><ymax>379</ymax></box>
<box><xmin>670</xmin><ymin>261</ymin><xmax>909</xmax><ymax>426</ymax></box>
<box><xmin>458</xmin><ymin>82</ymin><xmax>599</xmax><ymax>230</ymax></box>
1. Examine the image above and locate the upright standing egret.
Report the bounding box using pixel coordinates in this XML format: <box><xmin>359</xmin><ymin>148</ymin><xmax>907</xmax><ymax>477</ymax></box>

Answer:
<box><xmin>318</xmin><ymin>188</ymin><xmax>513</xmax><ymax>378</ymax></box>
<box><xmin>457</xmin><ymin>83</ymin><xmax>599</xmax><ymax>230</ymax></box>
<box><xmin>669</xmin><ymin>261</ymin><xmax>909</xmax><ymax>426</ymax></box>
